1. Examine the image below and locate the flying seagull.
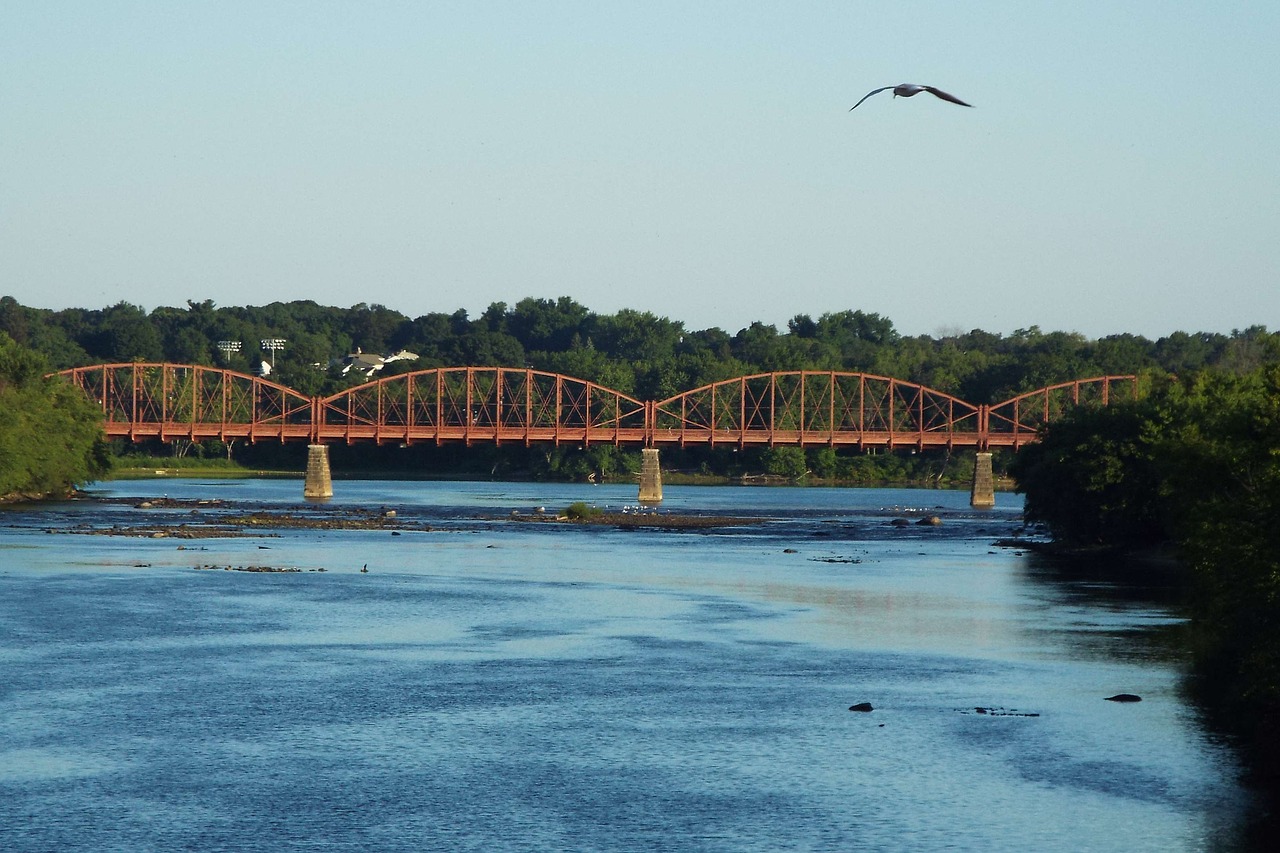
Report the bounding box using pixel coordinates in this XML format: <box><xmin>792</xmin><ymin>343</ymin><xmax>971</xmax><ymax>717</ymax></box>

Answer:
<box><xmin>849</xmin><ymin>83</ymin><xmax>973</xmax><ymax>111</ymax></box>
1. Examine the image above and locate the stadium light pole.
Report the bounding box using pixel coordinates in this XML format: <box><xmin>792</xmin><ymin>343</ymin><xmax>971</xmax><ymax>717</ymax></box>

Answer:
<box><xmin>216</xmin><ymin>340</ymin><xmax>241</xmax><ymax>363</ymax></box>
<box><xmin>261</xmin><ymin>338</ymin><xmax>286</xmax><ymax>368</ymax></box>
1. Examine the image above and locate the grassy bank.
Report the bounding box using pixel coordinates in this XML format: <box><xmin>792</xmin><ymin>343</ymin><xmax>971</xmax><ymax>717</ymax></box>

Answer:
<box><xmin>109</xmin><ymin>457</ymin><xmax>299</xmax><ymax>479</ymax></box>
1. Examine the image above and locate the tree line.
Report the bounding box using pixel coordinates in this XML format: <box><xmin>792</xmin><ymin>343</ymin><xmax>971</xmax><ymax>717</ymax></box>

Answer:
<box><xmin>2</xmin><ymin>294</ymin><xmax>1278</xmax><ymax>483</ymax></box>
<box><xmin>4</xmin><ymin>294</ymin><xmax>1277</xmax><ymax>402</ymax></box>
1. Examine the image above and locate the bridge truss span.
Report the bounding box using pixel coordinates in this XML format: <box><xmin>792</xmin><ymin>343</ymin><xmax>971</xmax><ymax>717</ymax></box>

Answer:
<box><xmin>984</xmin><ymin>375</ymin><xmax>1139</xmax><ymax>448</ymax></box>
<box><xmin>316</xmin><ymin>367</ymin><xmax>649</xmax><ymax>446</ymax></box>
<box><xmin>651</xmin><ymin>371</ymin><xmax>983</xmax><ymax>449</ymax></box>
<box><xmin>54</xmin><ymin>364</ymin><xmax>1138</xmax><ymax>451</ymax></box>
<box><xmin>55</xmin><ymin>363</ymin><xmax>316</xmax><ymax>442</ymax></box>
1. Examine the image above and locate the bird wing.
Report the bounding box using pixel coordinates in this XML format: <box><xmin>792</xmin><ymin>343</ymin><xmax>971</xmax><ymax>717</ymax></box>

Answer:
<box><xmin>849</xmin><ymin>86</ymin><xmax>894</xmax><ymax>111</ymax></box>
<box><xmin>922</xmin><ymin>86</ymin><xmax>973</xmax><ymax>107</ymax></box>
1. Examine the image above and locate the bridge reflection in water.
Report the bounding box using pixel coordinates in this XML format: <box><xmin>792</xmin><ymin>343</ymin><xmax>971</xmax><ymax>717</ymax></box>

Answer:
<box><xmin>55</xmin><ymin>364</ymin><xmax>1137</xmax><ymax>505</ymax></box>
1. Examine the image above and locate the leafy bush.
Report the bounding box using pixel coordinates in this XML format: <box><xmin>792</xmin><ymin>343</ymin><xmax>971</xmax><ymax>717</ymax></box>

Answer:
<box><xmin>564</xmin><ymin>501</ymin><xmax>602</xmax><ymax>520</ymax></box>
<box><xmin>0</xmin><ymin>333</ymin><xmax>110</xmax><ymax>497</ymax></box>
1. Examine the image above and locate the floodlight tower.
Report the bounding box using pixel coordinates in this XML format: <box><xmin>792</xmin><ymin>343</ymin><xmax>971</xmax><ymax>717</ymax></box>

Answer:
<box><xmin>217</xmin><ymin>340</ymin><xmax>241</xmax><ymax>363</ymax></box>
<box><xmin>261</xmin><ymin>338</ymin><xmax>286</xmax><ymax>368</ymax></box>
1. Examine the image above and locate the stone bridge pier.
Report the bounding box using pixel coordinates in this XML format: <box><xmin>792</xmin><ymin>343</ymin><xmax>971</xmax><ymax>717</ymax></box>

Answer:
<box><xmin>638</xmin><ymin>448</ymin><xmax>663</xmax><ymax>504</ymax></box>
<box><xmin>970</xmin><ymin>451</ymin><xmax>995</xmax><ymax>508</ymax></box>
<box><xmin>304</xmin><ymin>445</ymin><xmax>333</xmax><ymax>500</ymax></box>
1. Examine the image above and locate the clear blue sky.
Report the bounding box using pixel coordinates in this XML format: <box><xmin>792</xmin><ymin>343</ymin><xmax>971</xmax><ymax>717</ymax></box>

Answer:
<box><xmin>3</xmin><ymin>1</ymin><xmax>1277</xmax><ymax>339</ymax></box>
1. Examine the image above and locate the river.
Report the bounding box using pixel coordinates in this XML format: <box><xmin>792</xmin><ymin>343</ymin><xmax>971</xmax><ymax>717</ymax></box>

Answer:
<box><xmin>0</xmin><ymin>479</ymin><xmax>1256</xmax><ymax>851</ymax></box>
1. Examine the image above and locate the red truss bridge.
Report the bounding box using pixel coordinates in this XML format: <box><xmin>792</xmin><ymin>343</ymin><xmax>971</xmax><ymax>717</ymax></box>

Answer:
<box><xmin>55</xmin><ymin>364</ymin><xmax>1137</xmax><ymax>451</ymax></box>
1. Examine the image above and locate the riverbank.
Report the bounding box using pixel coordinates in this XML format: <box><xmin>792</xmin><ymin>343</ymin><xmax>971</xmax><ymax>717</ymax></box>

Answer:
<box><xmin>0</xmin><ymin>487</ymin><xmax>76</xmax><ymax>505</ymax></box>
<box><xmin>109</xmin><ymin>463</ymin><xmax>298</xmax><ymax>479</ymax></box>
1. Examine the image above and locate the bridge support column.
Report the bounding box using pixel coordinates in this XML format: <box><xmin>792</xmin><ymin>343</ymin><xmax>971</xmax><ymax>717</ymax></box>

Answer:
<box><xmin>304</xmin><ymin>444</ymin><xmax>333</xmax><ymax>500</ymax></box>
<box><xmin>970</xmin><ymin>451</ymin><xmax>995</xmax><ymax>508</ymax></box>
<box><xmin>638</xmin><ymin>448</ymin><xmax>663</xmax><ymax>504</ymax></box>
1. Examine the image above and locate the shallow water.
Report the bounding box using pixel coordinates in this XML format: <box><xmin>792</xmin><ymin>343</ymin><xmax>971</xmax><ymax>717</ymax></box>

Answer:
<box><xmin>0</xmin><ymin>480</ymin><xmax>1255</xmax><ymax>851</ymax></box>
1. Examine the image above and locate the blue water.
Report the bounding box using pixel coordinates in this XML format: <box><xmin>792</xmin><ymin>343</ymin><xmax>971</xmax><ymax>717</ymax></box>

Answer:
<box><xmin>0</xmin><ymin>480</ymin><xmax>1253</xmax><ymax>851</ymax></box>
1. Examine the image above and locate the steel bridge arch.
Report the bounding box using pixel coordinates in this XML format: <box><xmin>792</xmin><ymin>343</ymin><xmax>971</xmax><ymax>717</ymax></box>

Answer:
<box><xmin>54</xmin><ymin>363</ymin><xmax>316</xmax><ymax>442</ymax></box>
<box><xmin>983</xmin><ymin>375</ymin><xmax>1138</xmax><ymax>449</ymax></box>
<box><xmin>650</xmin><ymin>371</ymin><xmax>983</xmax><ymax>449</ymax></box>
<box><xmin>53</xmin><ymin>364</ymin><xmax>1139</xmax><ymax>450</ymax></box>
<box><xmin>315</xmin><ymin>367</ymin><xmax>649</xmax><ymax>446</ymax></box>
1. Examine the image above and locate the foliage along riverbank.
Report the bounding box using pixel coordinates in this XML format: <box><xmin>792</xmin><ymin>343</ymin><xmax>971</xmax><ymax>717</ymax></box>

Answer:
<box><xmin>0</xmin><ymin>333</ymin><xmax>110</xmax><ymax>502</ymax></box>
<box><xmin>1010</xmin><ymin>365</ymin><xmax>1280</xmax><ymax>839</ymax></box>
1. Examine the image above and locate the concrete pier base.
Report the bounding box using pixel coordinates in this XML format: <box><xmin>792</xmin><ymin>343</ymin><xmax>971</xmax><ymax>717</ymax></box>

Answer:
<box><xmin>304</xmin><ymin>444</ymin><xmax>333</xmax><ymax>500</ymax></box>
<box><xmin>638</xmin><ymin>448</ymin><xmax>663</xmax><ymax>504</ymax></box>
<box><xmin>970</xmin><ymin>451</ymin><xmax>995</xmax><ymax>508</ymax></box>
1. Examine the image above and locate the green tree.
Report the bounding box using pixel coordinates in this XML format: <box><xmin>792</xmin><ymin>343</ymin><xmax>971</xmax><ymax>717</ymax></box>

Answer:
<box><xmin>1009</xmin><ymin>401</ymin><xmax>1168</xmax><ymax>546</ymax></box>
<box><xmin>507</xmin><ymin>297</ymin><xmax>592</xmax><ymax>354</ymax></box>
<box><xmin>759</xmin><ymin>446</ymin><xmax>808</xmax><ymax>480</ymax></box>
<box><xmin>0</xmin><ymin>333</ymin><xmax>110</xmax><ymax>497</ymax></box>
<box><xmin>94</xmin><ymin>302</ymin><xmax>164</xmax><ymax>362</ymax></box>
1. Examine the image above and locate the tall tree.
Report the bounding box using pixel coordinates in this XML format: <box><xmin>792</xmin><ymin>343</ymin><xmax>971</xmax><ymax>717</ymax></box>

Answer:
<box><xmin>0</xmin><ymin>333</ymin><xmax>110</xmax><ymax>497</ymax></box>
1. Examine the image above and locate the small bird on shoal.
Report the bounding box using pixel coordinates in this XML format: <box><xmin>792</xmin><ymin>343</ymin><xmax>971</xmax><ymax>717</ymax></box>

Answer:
<box><xmin>850</xmin><ymin>83</ymin><xmax>973</xmax><ymax>111</ymax></box>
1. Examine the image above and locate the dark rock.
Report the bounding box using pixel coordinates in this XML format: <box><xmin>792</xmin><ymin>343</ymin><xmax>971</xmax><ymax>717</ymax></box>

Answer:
<box><xmin>889</xmin><ymin>518</ymin><xmax>911</xmax><ymax>527</ymax></box>
<box><xmin>783</xmin><ymin>548</ymin><xmax>798</xmax><ymax>554</ymax></box>
<box><xmin>1105</xmin><ymin>693</ymin><xmax>1142</xmax><ymax>702</ymax></box>
<box><xmin>848</xmin><ymin>702</ymin><xmax>874</xmax><ymax>712</ymax></box>
<box><xmin>965</xmin><ymin>705</ymin><xmax>1041</xmax><ymax>717</ymax></box>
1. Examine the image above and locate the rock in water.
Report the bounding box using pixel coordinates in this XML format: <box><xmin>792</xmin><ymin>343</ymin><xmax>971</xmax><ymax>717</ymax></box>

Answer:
<box><xmin>1104</xmin><ymin>693</ymin><xmax>1142</xmax><ymax>702</ymax></box>
<box><xmin>848</xmin><ymin>702</ymin><xmax>874</xmax><ymax>712</ymax></box>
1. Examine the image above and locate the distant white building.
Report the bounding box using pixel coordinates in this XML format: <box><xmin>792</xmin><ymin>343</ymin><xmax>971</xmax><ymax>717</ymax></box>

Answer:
<box><xmin>383</xmin><ymin>349</ymin><xmax>419</xmax><ymax>366</ymax></box>
<box><xmin>338</xmin><ymin>348</ymin><xmax>420</xmax><ymax>379</ymax></box>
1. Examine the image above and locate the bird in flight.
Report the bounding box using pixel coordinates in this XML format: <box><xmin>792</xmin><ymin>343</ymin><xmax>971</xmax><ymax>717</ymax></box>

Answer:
<box><xmin>849</xmin><ymin>83</ymin><xmax>973</xmax><ymax>111</ymax></box>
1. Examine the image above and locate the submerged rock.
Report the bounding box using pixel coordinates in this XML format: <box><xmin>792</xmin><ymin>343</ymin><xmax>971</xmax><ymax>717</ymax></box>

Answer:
<box><xmin>1104</xmin><ymin>693</ymin><xmax>1142</xmax><ymax>703</ymax></box>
